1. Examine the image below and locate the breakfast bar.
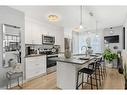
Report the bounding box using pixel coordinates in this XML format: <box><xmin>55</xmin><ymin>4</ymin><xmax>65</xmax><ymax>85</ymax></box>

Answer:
<box><xmin>49</xmin><ymin>54</ymin><xmax>99</xmax><ymax>89</ymax></box>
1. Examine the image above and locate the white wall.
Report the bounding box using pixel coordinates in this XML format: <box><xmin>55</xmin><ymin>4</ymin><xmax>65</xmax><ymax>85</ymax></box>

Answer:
<box><xmin>25</xmin><ymin>16</ymin><xmax>64</xmax><ymax>52</ymax></box>
<box><xmin>103</xmin><ymin>26</ymin><xmax>123</xmax><ymax>52</ymax></box>
<box><xmin>0</xmin><ymin>6</ymin><xmax>25</xmax><ymax>88</ymax></box>
<box><xmin>64</xmin><ymin>28</ymin><xmax>72</xmax><ymax>38</ymax></box>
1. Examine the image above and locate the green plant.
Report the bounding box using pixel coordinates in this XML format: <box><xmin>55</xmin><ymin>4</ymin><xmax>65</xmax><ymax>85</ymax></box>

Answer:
<box><xmin>103</xmin><ymin>49</ymin><xmax>118</xmax><ymax>63</ymax></box>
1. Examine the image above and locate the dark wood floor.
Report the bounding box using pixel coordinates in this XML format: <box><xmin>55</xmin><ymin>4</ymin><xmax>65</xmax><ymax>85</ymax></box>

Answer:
<box><xmin>13</xmin><ymin>68</ymin><xmax>125</xmax><ymax>89</ymax></box>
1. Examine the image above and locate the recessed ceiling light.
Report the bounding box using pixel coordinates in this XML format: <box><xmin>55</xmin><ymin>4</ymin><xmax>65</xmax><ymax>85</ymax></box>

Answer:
<box><xmin>48</xmin><ymin>15</ymin><xmax>59</xmax><ymax>22</ymax></box>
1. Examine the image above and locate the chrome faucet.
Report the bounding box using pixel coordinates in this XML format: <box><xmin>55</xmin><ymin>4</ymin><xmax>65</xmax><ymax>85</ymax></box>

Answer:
<box><xmin>81</xmin><ymin>45</ymin><xmax>88</xmax><ymax>56</ymax></box>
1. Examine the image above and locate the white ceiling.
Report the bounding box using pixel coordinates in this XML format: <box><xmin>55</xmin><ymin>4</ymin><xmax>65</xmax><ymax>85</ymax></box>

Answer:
<box><xmin>11</xmin><ymin>6</ymin><xmax>127</xmax><ymax>30</ymax></box>
<box><xmin>86</xmin><ymin>6</ymin><xmax>127</xmax><ymax>28</ymax></box>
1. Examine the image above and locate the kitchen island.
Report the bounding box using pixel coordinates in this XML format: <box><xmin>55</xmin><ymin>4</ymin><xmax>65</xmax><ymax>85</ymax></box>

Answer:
<box><xmin>49</xmin><ymin>54</ymin><xmax>100</xmax><ymax>89</ymax></box>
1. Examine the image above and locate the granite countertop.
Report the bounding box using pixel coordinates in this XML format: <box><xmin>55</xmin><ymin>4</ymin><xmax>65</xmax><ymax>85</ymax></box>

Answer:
<box><xmin>49</xmin><ymin>53</ymin><xmax>102</xmax><ymax>65</ymax></box>
<box><xmin>48</xmin><ymin>55</ymin><xmax>97</xmax><ymax>65</ymax></box>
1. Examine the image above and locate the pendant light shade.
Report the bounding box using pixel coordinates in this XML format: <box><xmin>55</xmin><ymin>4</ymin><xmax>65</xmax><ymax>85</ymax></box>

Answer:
<box><xmin>79</xmin><ymin>6</ymin><xmax>83</xmax><ymax>29</ymax></box>
<box><xmin>96</xmin><ymin>20</ymin><xmax>99</xmax><ymax>37</ymax></box>
<box><xmin>73</xmin><ymin>6</ymin><xmax>84</xmax><ymax>32</ymax></box>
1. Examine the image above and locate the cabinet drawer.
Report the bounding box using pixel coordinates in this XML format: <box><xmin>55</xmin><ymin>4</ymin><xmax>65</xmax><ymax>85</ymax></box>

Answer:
<box><xmin>26</xmin><ymin>64</ymin><xmax>43</xmax><ymax>72</ymax></box>
<box><xmin>26</xmin><ymin>67</ymin><xmax>43</xmax><ymax>79</ymax></box>
<box><xmin>25</xmin><ymin>56</ymin><xmax>46</xmax><ymax>80</ymax></box>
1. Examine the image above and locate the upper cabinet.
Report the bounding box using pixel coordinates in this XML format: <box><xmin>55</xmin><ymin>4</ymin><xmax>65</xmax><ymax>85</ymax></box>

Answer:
<box><xmin>25</xmin><ymin>19</ymin><xmax>32</xmax><ymax>44</ymax></box>
<box><xmin>31</xmin><ymin>22</ymin><xmax>42</xmax><ymax>44</ymax></box>
<box><xmin>25</xmin><ymin>17</ymin><xmax>64</xmax><ymax>51</ymax></box>
<box><xmin>25</xmin><ymin>18</ymin><xmax>42</xmax><ymax>44</ymax></box>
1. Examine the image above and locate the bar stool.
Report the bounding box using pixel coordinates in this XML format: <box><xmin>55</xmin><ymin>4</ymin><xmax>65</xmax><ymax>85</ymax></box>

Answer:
<box><xmin>88</xmin><ymin>57</ymin><xmax>103</xmax><ymax>86</ymax></box>
<box><xmin>96</xmin><ymin>57</ymin><xmax>107</xmax><ymax>79</ymax></box>
<box><xmin>76</xmin><ymin>62</ymin><xmax>98</xmax><ymax>89</ymax></box>
<box><xmin>96</xmin><ymin>58</ymin><xmax>104</xmax><ymax>80</ymax></box>
<box><xmin>100</xmin><ymin>58</ymin><xmax>107</xmax><ymax>77</ymax></box>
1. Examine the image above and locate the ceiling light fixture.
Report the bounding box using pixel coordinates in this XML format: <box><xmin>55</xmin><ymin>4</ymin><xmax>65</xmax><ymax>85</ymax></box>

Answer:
<box><xmin>95</xmin><ymin>20</ymin><xmax>99</xmax><ymax>38</ymax></box>
<box><xmin>48</xmin><ymin>15</ymin><xmax>59</xmax><ymax>22</ymax></box>
<box><xmin>79</xmin><ymin>6</ymin><xmax>83</xmax><ymax>29</ymax></box>
<box><xmin>73</xmin><ymin>6</ymin><xmax>85</xmax><ymax>32</ymax></box>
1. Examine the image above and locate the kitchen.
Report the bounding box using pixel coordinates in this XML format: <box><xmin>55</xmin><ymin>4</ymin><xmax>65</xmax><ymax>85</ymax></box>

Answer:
<box><xmin>0</xmin><ymin>6</ymin><xmax>127</xmax><ymax>90</ymax></box>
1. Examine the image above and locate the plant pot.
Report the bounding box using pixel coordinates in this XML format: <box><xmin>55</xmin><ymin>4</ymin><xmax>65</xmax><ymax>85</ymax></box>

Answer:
<box><xmin>105</xmin><ymin>60</ymin><xmax>113</xmax><ymax>68</ymax></box>
<box><xmin>112</xmin><ymin>59</ymin><xmax>117</xmax><ymax>68</ymax></box>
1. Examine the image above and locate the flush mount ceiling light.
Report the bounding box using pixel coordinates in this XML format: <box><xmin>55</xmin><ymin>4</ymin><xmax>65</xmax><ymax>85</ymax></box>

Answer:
<box><xmin>48</xmin><ymin>15</ymin><xmax>59</xmax><ymax>22</ymax></box>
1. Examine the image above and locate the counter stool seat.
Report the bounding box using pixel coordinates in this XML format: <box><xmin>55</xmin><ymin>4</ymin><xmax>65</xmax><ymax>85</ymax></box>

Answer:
<box><xmin>76</xmin><ymin>62</ymin><xmax>98</xmax><ymax>89</ymax></box>
<box><xmin>79</xmin><ymin>68</ymin><xmax>94</xmax><ymax>75</ymax></box>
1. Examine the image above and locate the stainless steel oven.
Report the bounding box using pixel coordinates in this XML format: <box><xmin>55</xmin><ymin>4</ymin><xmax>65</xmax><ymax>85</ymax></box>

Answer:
<box><xmin>47</xmin><ymin>54</ymin><xmax>58</xmax><ymax>74</ymax></box>
<box><xmin>42</xmin><ymin>35</ymin><xmax>55</xmax><ymax>45</ymax></box>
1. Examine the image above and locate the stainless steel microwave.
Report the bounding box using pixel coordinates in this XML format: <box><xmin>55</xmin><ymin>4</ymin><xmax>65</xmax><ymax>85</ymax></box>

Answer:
<box><xmin>42</xmin><ymin>35</ymin><xmax>55</xmax><ymax>45</ymax></box>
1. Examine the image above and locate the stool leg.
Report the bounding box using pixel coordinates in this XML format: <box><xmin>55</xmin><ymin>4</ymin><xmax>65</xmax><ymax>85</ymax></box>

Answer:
<box><xmin>22</xmin><ymin>76</ymin><xmax>23</xmax><ymax>88</ymax></box>
<box><xmin>103</xmin><ymin>63</ymin><xmax>107</xmax><ymax>76</ymax></box>
<box><xmin>104</xmin><ymin>67</ymin><xmax>107</xmax><ymax>76</ymax></box>
<box><xmin>98</xmin><ymin>68</ymin><xmax>101</xmax><ymax>86</ymax></box>
<box><xmin>7</xmin><ymin>79</ymin><xmax>9</xmax><ymax>89</ymax></box>
<box><xmin>90</xmin><ymin>75</ymin><xmax>93</xmax><ymax>89</ymax></box>
<box><xmin>87</xmin><ymin>74</ymin><xmax>89</xmax><ymax>83</ymax></box>
<box><xmin>82</xmin><ymin>73</ymin><xmax>84</xmax><ymax>89</ymax></box>
<box><xmin>76</xmin><ymin>72</ymin><xmax>79</xmax><ymax>89</ymax></box>
<box><xmin>17</xmin><ymin>77</ymin><xmax>19</xmax><ymax>87</ymax></box>
<box><xmin>10</xmin><ymin>79</ymin><xmax>11</xmax><ymax>89</ymax></box>
<box><xmin>95</xmin><ymin>72</ymin><xmax>98</xmax><ymax>89</ymax></box>
<box><xmin>101</xmin><ymin>66</ymin><xmax>103</xmax><ymax>80</ymax></box>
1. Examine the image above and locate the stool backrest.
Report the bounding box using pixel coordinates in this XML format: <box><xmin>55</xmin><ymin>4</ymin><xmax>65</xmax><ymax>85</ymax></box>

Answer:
<box><xmin>96</xmin><ymin>57</ymin><xmax>102</xmax><ymax>63</ymax></box>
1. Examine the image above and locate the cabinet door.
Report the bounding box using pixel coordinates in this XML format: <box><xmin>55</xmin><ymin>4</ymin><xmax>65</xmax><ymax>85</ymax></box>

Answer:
<box><xmin>25</xmin><ymin>19</ymin><xmax>32</xmax><ymax>44</ymax></box>
<box><xmin>35</xmin><ymin>55</ymin><xmax>47</xmax><ymax>73</ymax></box>
<box><xmin>31</xmin><ymin>22</ymin><xmax>42</xmax><ymax>44</ymax></box>
<box><xmin>41</xmin><ymin>55</ymin><xmax>47</xmax><ymax>73</ymax></box>
<box><xmin>25</xmin><ymin>55</ymin><xmax>47</xmax><ymax>80</ymax></box>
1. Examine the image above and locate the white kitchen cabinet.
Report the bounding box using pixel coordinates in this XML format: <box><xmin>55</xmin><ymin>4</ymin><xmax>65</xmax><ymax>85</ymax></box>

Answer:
<box><xmin>25</xmin><ymin>55</ymin><xmax>47</xmax><ymax>80</ymax></box>
<box><xmin>25</xmin><ymin>19</ymin><xmax>42</xmax><ymax>44</ymax></box>
<box><xmin>25</xmin><ymin>19</ymin><xmax>32</xmax><ymax>44</ymax></box>
<box><xmin>31</xmin><ymin>22</ymin><xmax>42</xmax><ymax>44</ymax></box>
<box><xmin>54</xmin><ymin>29</ymin><xmax>64</xmax><ymax>51</ymax></box>
<box><xmin>25</xmin><ymin>18</ymin><xmax>64</xmax><ymax>51</ymax></box>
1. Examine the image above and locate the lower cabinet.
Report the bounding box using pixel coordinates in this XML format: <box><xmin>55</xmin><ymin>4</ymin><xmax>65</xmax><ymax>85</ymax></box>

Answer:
<box><xmin>25</xmin><ymin>55</ymin><xmax>47</xmax><ymax>80</ymax></box>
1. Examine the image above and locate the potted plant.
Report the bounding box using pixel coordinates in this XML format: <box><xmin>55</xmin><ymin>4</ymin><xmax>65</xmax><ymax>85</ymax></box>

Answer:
<box><xmin>103</xmin><ymin>49</ymin><xmax>118</xmax><ymax>68</ymax></box>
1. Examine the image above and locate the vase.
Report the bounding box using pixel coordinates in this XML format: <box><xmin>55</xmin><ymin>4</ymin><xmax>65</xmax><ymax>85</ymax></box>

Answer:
<box><xmin>64</xmin><ymin>38</ymin><xmax>72</xmax><ymax>58</ymax></box>
<box><xmin>64</xmin><ymin>49</ymin><xmax>71</xmax><ymax>58</ymax></box>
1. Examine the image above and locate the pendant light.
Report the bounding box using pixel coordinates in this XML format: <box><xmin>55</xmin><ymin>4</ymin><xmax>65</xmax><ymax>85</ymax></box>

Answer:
<box><xmin>79</xmin><ymin>6</ymin><xmax>83</xmax><ymax>29</ymax></box>
<box><xmin>95</xmin><ymin>20</ymin><xmax>99</xmax><ymax>37</ymax></box>
<box><xmin>73</xmin><ymin>6</ymin><xmax>84</xmax><ymax>32</ymax></box>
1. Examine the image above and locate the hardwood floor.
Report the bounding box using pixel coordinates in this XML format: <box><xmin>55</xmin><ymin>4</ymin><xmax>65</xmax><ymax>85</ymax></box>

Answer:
<box><xmin>102</xmin><ymin>68</ymin><xmax>124</xmax><ymax>89</ymax></box>
<box><xmin>13</xmin><ymin>68</ymin><xmax>125</xmax><ymax>90</ymax></box>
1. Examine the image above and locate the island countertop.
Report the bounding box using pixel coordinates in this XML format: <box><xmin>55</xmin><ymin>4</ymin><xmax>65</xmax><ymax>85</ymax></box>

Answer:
<box><xmin>48</xmin><ymin>55</ymin><xmax>99</xmax><ymax>65</ymax></box>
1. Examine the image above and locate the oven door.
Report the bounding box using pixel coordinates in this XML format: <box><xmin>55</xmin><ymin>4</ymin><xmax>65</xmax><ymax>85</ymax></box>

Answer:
<box><xmin>47</xmin><ymin>55</ymin><xmax>58</xmax><ymax>74</ymax></box>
